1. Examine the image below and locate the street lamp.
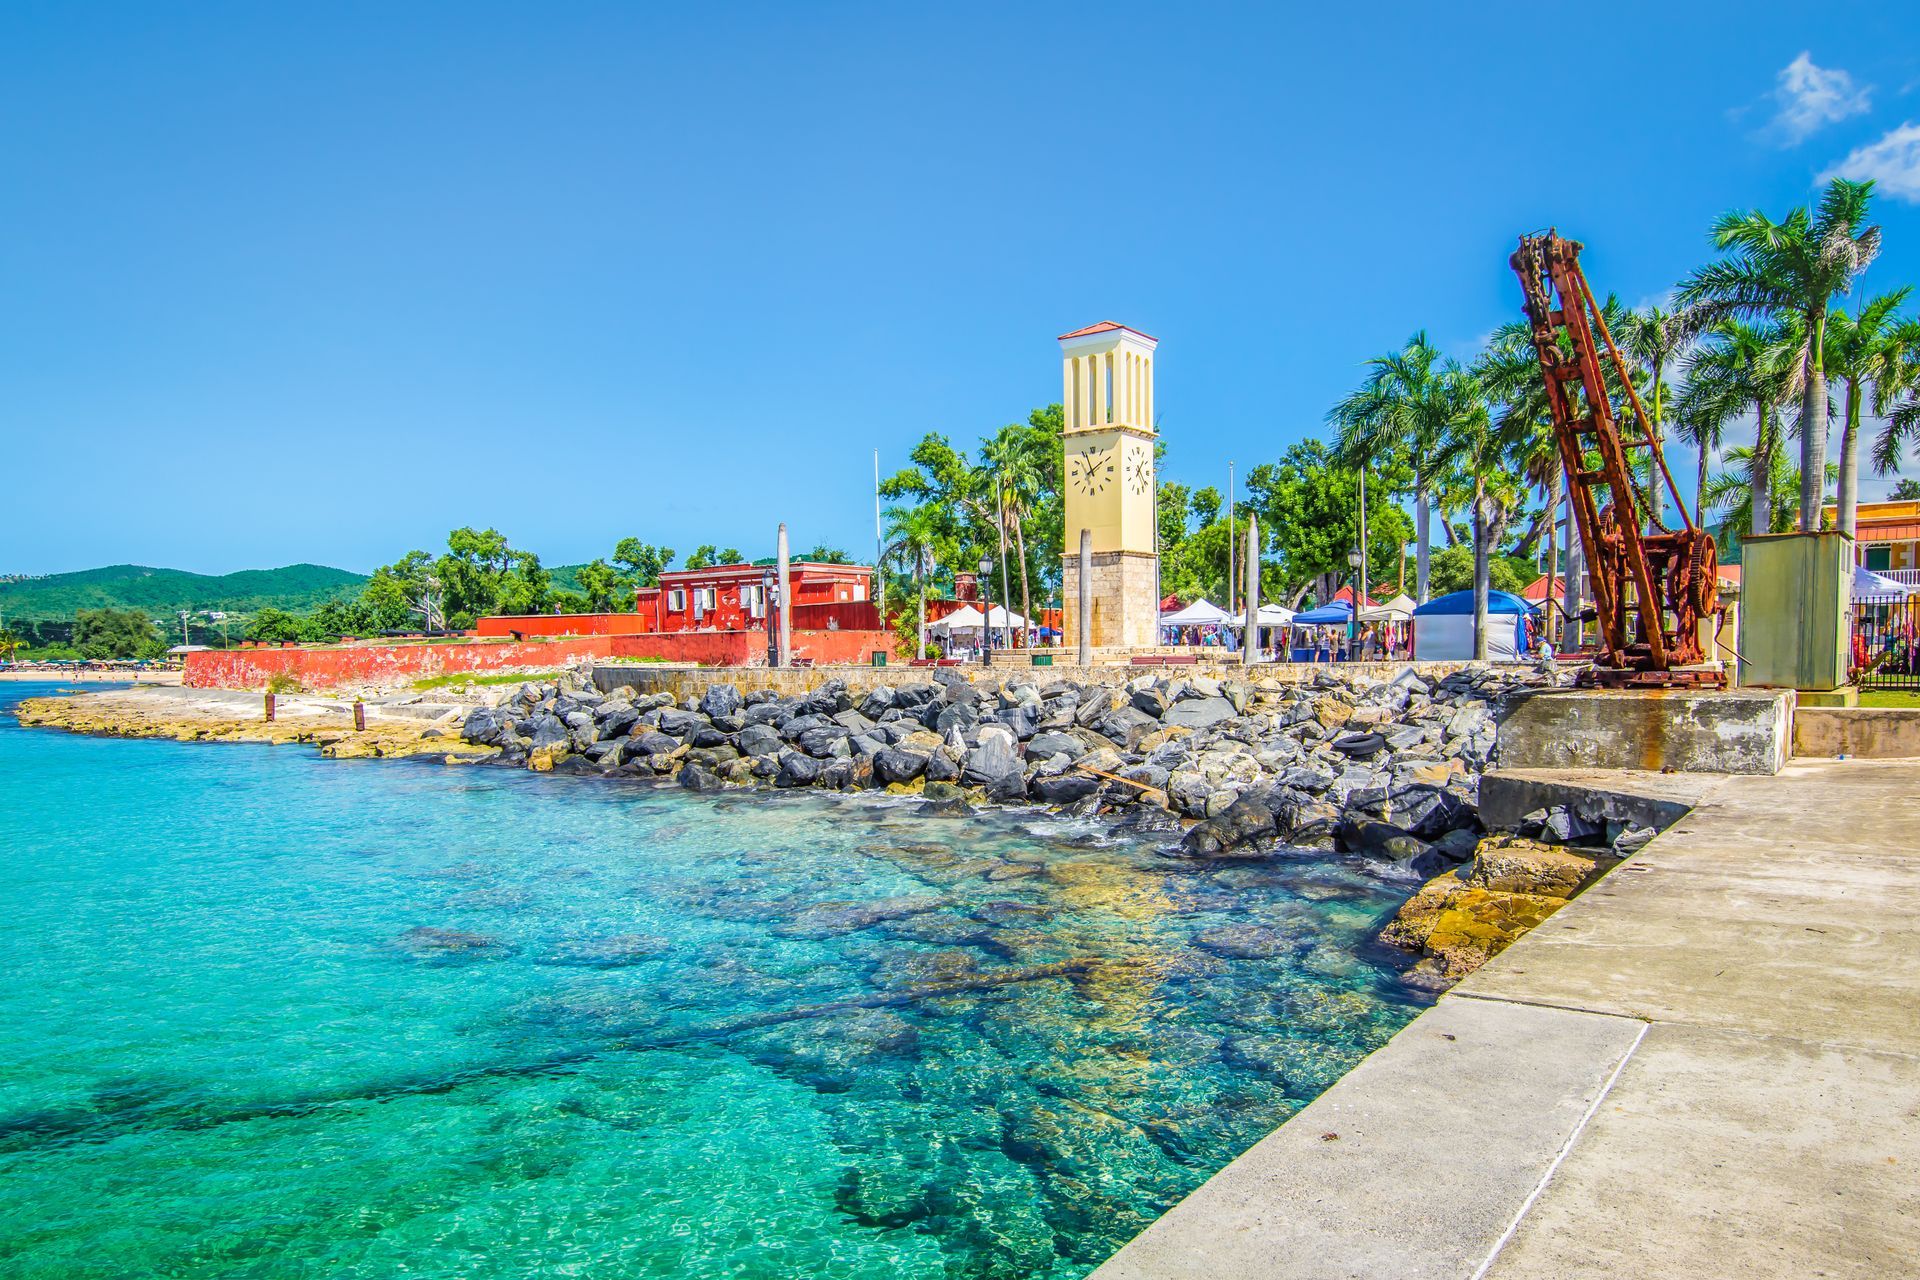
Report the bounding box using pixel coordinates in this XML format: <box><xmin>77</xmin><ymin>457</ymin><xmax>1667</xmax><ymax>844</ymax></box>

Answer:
<box><xmin>979</xmin><ymin>555</ymin><xmax>994</xmax><ymax>665</ymax></box>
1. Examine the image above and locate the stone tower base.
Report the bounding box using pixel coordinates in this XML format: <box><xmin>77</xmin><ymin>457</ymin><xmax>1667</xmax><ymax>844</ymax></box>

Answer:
<box><xmin>1062</xmin><ymin>550</ymin><xmax>1159</xmax><ymax>651</ymax></box>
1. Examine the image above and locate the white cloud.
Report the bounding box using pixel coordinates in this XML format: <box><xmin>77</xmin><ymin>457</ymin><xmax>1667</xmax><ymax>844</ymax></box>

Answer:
<box><xmin>1769</xmin><ymin>52</ymin><xmax>1871</xmax><ymax>144</ymax></box>
<box><xmin>1821</xmin><ymin>121</ymin><xmax>1920</xmax><ymax>201</ymax></box>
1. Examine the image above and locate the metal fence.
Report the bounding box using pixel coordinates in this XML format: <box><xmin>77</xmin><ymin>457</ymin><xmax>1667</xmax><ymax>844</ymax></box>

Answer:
<box><xmin>1852</xmin><ymin>592</ymin><xmax>1920</xmax><ymax>690</ymax></box>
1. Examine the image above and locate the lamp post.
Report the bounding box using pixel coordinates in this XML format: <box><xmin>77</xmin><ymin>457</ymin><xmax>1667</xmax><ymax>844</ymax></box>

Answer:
<box><xmin>761</xmin><ymin>569</ymin><xmax>777</xmax><ymax>667</ymax></box>
<box><xmin>1347</xmin><ymin>546</ymin><xmax>1364</xmax><ymax>662</ymax></box>
<box><xmin>979</xmin><ymin>554</ymin><xmax>994</xmax><ymax>665</ymax></box>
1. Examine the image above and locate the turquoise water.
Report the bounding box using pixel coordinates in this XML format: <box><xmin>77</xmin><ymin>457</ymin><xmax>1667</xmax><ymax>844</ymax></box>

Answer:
<box><xmin>0</xmin><ymin>682</ymin><xmax>1430</xmax><ymax>1279</ymax></box>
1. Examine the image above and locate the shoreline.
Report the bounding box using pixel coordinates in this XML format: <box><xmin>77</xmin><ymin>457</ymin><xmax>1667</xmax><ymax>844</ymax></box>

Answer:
<box><xmin>14</xmin><ymin>666</ymin><xmax>1634</xmax><ymax>990</ymax></box>
<box><xmin>0</xmin><ymin>669</ymin><xmax>181</xmax><ymax>683</ymax></box>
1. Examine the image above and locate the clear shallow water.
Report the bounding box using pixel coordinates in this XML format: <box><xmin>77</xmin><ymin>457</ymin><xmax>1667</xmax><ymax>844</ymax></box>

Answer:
<box><xmin>0</xmin><ymin>681</ymin><xmax>1430</xmax><ymax>1279</ymax></box>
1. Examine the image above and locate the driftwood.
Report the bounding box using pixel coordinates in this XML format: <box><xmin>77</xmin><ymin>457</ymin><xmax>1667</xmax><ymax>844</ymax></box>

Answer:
<box><xmin>1071</xmin><ymin>763</ymin><xmax>1171</xmax><ymax>809</ymax></box>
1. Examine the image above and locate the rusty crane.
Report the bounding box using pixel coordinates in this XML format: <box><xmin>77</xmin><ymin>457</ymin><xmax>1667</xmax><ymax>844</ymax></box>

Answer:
<box><xmin>1509</xmin><ymin>232</ymin><xmax>1722</xmax><ymax>686</ymax></box>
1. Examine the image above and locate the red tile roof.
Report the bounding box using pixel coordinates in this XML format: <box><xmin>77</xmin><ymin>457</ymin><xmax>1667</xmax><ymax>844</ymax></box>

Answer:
<box><xmin>1057</xmin><ymin>320</ymin><xmax>1158</xmax><ymax>342</ymax></box>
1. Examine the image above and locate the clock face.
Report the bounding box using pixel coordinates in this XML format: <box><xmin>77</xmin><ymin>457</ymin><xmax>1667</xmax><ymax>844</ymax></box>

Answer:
<box><xmin>1069</xmin><ymin>443</ymin><xmax>1116</xmax><ymax>496</ymax></box>
<box><xmin>1125</xmin><ymin>446</ymin><xmax>1153</xmax><ymax>496</ymax></box>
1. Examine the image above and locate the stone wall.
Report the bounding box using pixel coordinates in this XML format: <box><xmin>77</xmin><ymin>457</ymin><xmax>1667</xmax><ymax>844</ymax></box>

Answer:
<box><xmin>1061</xmin><ymin>550</ymin><xmax>1159</xmax><ymax>651</ymax></box>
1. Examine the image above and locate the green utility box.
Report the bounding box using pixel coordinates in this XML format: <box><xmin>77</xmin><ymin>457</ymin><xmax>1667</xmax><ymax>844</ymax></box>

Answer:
<box><xmin>1739</xmin><ymin>531</ymin><xmax>1852</xmax><ymax>691</ymax></box>
<box><xmin>870</xmin><ymin>651</ymin><xmax>887</xmax><ymax>667</ymax></box>
<box><xmin>1030</xmin><ymin>653</ymin><xmax>1053</xmax><ymax>667</ymax></box>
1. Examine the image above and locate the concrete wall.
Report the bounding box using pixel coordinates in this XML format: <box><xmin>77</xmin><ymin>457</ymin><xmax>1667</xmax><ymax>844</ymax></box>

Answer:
<box><xmin>184</xmin><ymin>629</ymin><xmax>895</xmax><ymax>689</ymax></box>
<box><xmin>1793</xmin><ymin>707</ymin><xmax>1920</xmax><ymax>759</ymax></box>
<box><xmin>1495</xmin><ymin>688</ymin><xmax>1793</xmax><ymax>775</ymax></box>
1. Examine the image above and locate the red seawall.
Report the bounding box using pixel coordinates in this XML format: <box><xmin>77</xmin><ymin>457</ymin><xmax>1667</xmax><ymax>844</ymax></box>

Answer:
<box><xmin>184</xmin><ymin>630</ymin><xmax>897</xmax><ymax>689</ymax></box>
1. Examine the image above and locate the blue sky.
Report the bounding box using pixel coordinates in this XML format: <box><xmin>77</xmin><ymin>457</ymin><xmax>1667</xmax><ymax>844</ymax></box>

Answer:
<box><xmin>5</xmin><ymin>2</ymin><xmax>1919</xmax><ymax>576</ymax></box>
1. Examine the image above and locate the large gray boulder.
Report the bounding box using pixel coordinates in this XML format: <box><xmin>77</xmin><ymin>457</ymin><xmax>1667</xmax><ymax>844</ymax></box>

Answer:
<box><xmin>1027</xmin><ymin>730</ymin><xmax>1088</xmax><ymax>760</ymax></box>
<box><xmin>873</xmin><ymin>748</ymin><xmax>929</xmax><ymax>784</ymax></box>
<box><xmin>461</xmin><ymin>707</ymin><xmax>502</xmax><ymax>745</ymax></box>
<box><xmin>961</xmin><ymin>725</ymin><xmax>1020</xmax><ymax>785</ymax></box>
<box><xmin>1165</xmin><ymin>696</ymin><xmax>1235</xmax><ymax>729</ymax></box>
<box><xmin>699</xmin><ymin>683</ymin><xmax>744</xmax><ymax>719</ymax></box>
<box><xmin>775</xmin><ymin>751</ymin><xmax>822</xmax><ymax>788</ymax></box>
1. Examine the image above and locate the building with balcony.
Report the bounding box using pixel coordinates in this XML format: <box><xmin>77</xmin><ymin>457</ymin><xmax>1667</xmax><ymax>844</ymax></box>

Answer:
<box><xmin>633</xmin><ymin>561</ymin><xmax>876</xmax><ymax>633</ymax></box>
<box><xmin>1828</xmin><ymin>499</ymin><xmax>1920</xmax><ymax>586</ymax></box>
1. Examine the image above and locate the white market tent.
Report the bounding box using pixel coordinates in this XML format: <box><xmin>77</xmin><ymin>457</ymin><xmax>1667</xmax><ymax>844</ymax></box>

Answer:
<box><xmin>1410</xmin><ymin>589</ymin><xmax>1534</xmax><ymax>662</ymax></box>
<box><xmin>1852</xmin><ymin>563</ymin><xmax>1916</xmax><ymax>602</ymax></box>
<box><xmin>929</xmin><ymin>604</ymin><xmax>1030</xmax><ymax>634</ymax></box>
<box><xmin>1160</xmin><ymin>599</ymin><xmax>1236</xmax><ymax>627</ymax></box>
<box><xmin>1256</xmin><ymin>604</ymin><xmax>1296</xmax><ymax>626</ymax></box>
<box><xmin>1357</xmin><ymin>593</ymin><xmax>1416</xmax><ymax>624</ymax></box>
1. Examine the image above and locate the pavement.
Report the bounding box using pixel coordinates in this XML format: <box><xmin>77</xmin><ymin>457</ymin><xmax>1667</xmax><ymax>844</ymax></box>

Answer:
<box><xmin>1091</xmin><ymin>758</ymin><xmax>1920</xmax><ymax>1280</ymax></box>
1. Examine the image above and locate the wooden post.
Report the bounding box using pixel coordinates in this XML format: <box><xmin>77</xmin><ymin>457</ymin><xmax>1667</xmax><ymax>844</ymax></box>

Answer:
<box><xmin>263</xmin><ymin>691</ymin><xmax>276</xmax><ymax>722</ymax></box>
<box><xmin>1077</xmin><ymin>529</ymin><xmax>1093</xmax><ymax>667</ymax></box>
<box><xmin>353</xmin><ymin>700</ymin><xmax>366</xmax><ymax>731</ymax></box>
<box><xmin>1244</xmin><ymin>514</ymin><xmax>1260</xmax><ymax>667</ymax></box>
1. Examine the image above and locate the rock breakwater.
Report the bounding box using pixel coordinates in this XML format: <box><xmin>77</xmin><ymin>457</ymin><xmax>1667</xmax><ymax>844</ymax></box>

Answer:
<box><xmin>461</xmin><ymin>663</ymin><xmax>1566</xmax><ymax>870</ymax></box>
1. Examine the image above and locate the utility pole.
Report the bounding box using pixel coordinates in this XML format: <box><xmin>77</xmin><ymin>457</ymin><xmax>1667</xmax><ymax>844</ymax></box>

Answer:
<box><xmin>1226</xmin><ymin>461</ymin><xmax>1236</xmax><ymax>613</ymax></box>
<box><xmin>776</xmin><ymin>523</ymin><xmax>792</xmax><ymax>668</ymax></box>
<box><xmin>178</xmin><ymin>609</ymin><xmax>191</xmax><ymax>648</ymax></box>
<box><xmin>873</xmin><ymin>450</ymin><xmax>885</xmax><ymax>622</ymax></box>
<box><xmin>1244</xmin><ymin>514</ymin><xmax>1260</xmax><ymax>667</ymax></box>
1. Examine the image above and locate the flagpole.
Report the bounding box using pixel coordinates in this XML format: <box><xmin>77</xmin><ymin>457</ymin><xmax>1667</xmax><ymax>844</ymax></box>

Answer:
<box><xmin>873</xmin><ymin>449</ymin><xmax>884</xmax><ymax>619</ymax></box>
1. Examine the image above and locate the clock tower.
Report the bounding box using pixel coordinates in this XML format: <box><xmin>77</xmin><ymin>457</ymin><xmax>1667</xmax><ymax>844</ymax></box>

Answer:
<box><xmin>1058</xmin><ymin>321</ymin><xmax>1159</xmax><ymax>652</ymax></box>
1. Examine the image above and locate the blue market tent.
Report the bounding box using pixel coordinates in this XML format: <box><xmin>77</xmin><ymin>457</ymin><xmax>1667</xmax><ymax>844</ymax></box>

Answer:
<box><xmin>1289</xmin><ymin>599</ymin><xmax>1352</xmax><ymax>661</ymax></box>
<box><xmin>1292</xmin><ymin>601</ymin><xmax>1353</xmax><ymax>626</ymax></box>
<box><xmin>1410</xmin><ymin>589</ymin><xmax>1534</xmax><ymax>661</ymax></box>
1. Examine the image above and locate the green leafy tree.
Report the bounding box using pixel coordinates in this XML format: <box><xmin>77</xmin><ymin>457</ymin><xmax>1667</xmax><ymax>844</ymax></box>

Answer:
<box><xmin>1679</xmin><ymin>178</ymin><xmax>1881</xmax><ymax>530</ymax></box>
<box><xmin>801</xmin><ymin>544</ymin><xmax>847</xmax><ymax>564</ymax></box>
<box><xmin>1892</xmin><ymin>478</ymin><xmax>1920</xmax><ymax>501</ymax></box>
<box><xmin>72</xmin><ymin>607</ymin><xmax>163</xmax><ymax>659</ymax></box>
<box><xmin>360</xmin><ymin>550</ymin><xmax>435</xmax><ymax>631</ymax></box>
<box><xmin>683</xmin><ymin>545</ymin><xmax>735</xmax><ymax>571</ymax></box>
<box><xmin>305</xmin><ymin>598</ymin><xmax>374</xmax><ymax>641</ymax></box>
<box><xmin>494</xmin><ymin>552</ymin><xmax>554</xmax><ymax>615</ymax></box>
<box><xmin>611</xmin><ymin>539</ymin><xmax>675</xmax><ymax>587</ymax></box>
<box><xmin>246</xmin><ymin>607</ymin><xmax>306</xmax><ymax>644</ymax></box>
<box><xmin>1244</xmin><ymin>442</ymin><xmax>1412</xmax><ymax>606</ymax></box>
<box><xmin>574</xmin><ymin>559</ymin><xmax>626</xmax><ymax>611</ymax></box>
<box><xmin>436</xmin><ymin>526</ymin><xmax>515</xmax><ymax>620</ymax></box>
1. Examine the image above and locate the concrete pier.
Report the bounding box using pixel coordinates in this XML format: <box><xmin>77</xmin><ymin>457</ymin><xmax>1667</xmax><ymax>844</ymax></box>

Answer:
<box><xmin>1091</xmin><ymin>757</ymin><xmax>1920</xmax><ymax>1279</ymax></box>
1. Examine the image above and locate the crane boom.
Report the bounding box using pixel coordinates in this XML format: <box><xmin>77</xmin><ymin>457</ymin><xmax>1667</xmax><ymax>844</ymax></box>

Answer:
<box><xmin>1509</xmin><ymin>232</ymin><xmax>1721</xmax><ymax>686</ymax></box>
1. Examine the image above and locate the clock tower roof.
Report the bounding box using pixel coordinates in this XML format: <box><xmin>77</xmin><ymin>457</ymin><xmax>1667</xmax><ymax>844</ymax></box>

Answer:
<box><xmin>1057</xmin><ymin>320</ymin><xmax>1158</xmax><ymax>343</ymax></box>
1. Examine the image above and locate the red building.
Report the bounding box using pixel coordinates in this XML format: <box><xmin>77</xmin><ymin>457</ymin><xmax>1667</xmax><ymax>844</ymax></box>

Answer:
<box><xmin>633</xmin><ymin>562</ymin><xmax>877</xmax><ymax>633</ymax></box>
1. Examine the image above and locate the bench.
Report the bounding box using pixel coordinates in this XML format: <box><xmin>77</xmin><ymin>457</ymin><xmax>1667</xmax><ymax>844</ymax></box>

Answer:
<box><xmin>1130</xmin><ymin>654</ymin><xmax>1204</xmax><ymax>666</ymax></box>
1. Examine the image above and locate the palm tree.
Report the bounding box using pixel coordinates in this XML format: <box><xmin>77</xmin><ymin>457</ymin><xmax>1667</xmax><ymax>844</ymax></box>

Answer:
<box><xmin>1674</xmin><ymin>320</ymin><xmax>1801</xmax><ymax>537</ymax></box>
<box><xmin>1823</xmin><ymin>291</ymin><xmax>1914</xmax><ymax>534</ymax></box>
<box><xmin>1704</xmin><ymin>448</ymin><xmax>1833</xmax><ymax>543</ymax></box>
<box><xmin>1678</xmin><ymin>178</ymin><xmax>1881</xmax><ymax>531</ymax></box>
<box><xmin>979</xmin><ymin>422</ymin><xmax>1050</xmax><ymax>645</ymax></box>
<box><xmin>1861</xmin><ymin>314</ymin><xmax>1920</xmax><ymax>488</ymax></box>
<box><xmin>1475</xmin><ymin>321</ymin><xmax>1570</xmax><ymax>639</ymax></box>
<box><xmin>883</xmin><ymin>502</ymin><xmax>945</xmax><ymax>658</ymax></box>
<box><xmin>1432</xmin><ymin>370</ymin><xmax>1515</xmax><ymax>659</ymax></box>
<box><xmin>1618</xmin><ymin>304</ymin><xmax>1694</xmax><ymax>530</ymax></box>
<box><xmin>1329</xmin><ymin>332</ymin><xmax>1480</xmax><ymax>600</ymax></box>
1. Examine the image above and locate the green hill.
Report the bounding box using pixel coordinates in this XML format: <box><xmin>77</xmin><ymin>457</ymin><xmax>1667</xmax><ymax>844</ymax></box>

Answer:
<box><xmin>0</xmin><ymin>563</ymin><xmax>369</xmax><ymax>620</ymax></box>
